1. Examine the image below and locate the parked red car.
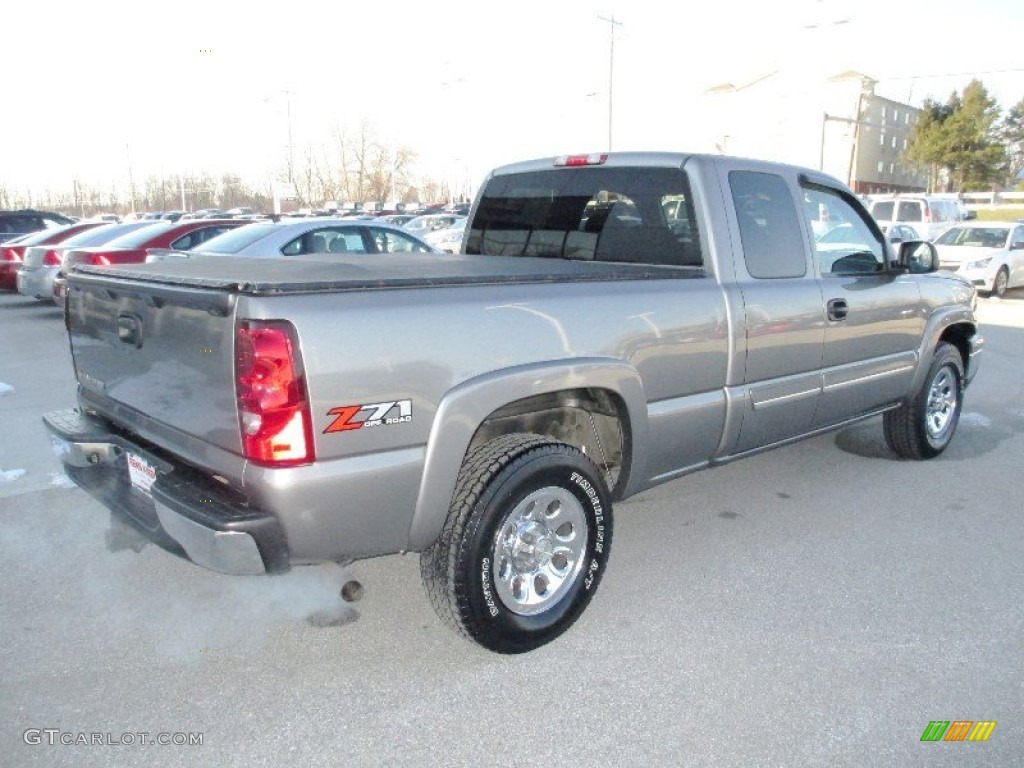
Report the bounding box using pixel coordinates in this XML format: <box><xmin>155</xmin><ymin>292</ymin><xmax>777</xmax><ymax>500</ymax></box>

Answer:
<box><xmin>0</xmin><ymin>222</ymin><xmax>106</xmax><ymax>290</ymax></box>
<box><xmin>61</xmin><ymin>219</ymin><xmax>246</xmax><ymax>270</ymax></box>
<box><xmin>53</xmin><ymin>219</ymin><xmax>247</xmax><ymax>307</ymax></box>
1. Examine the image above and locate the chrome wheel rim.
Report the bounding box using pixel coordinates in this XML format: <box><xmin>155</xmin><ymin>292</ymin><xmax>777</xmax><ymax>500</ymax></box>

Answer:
<box><xmin>491</xmin><ymin>486</ymin><xmax>589</xmax><ymax>616</ymax></box>
<box><xmin>926</xmin><ymin>365</ymin><xmax>958</xmax><ymax>440</ymax></box>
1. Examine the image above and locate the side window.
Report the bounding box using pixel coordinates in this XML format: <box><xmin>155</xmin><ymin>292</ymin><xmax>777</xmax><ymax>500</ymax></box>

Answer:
<box><xmin>898</xmin><ymin>201</ymin><xmax>922</xmax><ymax>222</ymax></box>
<box><xmin>282</xmin><ymin>229</ymin><xmax>333</xmax><ymax>255</ymax></box>
<box><xmin>1011</xmin><ymin>227</ymin><xmax>1024</xmax><ymax>249</ymax></box>
<box><xmin>729</xmin><ymin>170</ymin><xmax>806</xmax><ymax>278</ymax></box>
<box><xmin>804</xmin><ymin>185</ymin><xmax>885</xmax><ymax>275</ymax></box>
<box><xmin>369</xmin><ymin>228</ymin><xmax>431</xmax><ymax>253</ymax></box>
<box><xmin>324</xmin><ymin>230</ymin><xmax>367</xmax><ymax>254</ymax></box>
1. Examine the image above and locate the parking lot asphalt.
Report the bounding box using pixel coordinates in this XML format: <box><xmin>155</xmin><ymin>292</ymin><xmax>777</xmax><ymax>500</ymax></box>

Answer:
<box><xmin>1</xmin><ymin>290</ymin><xmax>1022</xmax><ymax>767</ymax></box>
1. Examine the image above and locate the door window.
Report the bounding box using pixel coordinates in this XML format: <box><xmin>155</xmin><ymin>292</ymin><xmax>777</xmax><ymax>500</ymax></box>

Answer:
<box><xmin>803</xmin><ymin>186</ymin><xmax>885</xmax><ymax>275</ymax></box>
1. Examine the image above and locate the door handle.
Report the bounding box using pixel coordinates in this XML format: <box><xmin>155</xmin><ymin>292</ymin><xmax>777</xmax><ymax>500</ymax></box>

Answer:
<box><xmin>826</xmin><ymin>298</ymin><xmax>848</xmax><ymax>321</ymax></box>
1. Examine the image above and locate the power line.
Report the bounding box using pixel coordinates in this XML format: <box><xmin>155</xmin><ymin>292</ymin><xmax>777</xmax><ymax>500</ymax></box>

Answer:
<box><xmin>877</xmin><ymin>68</ymin><xmax>1024</xmax><ymax>82</ymax></box>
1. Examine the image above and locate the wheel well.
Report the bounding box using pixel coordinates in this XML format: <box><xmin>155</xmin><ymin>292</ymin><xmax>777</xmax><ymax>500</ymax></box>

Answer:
<box><xmin>939</xmin><ymin>323</ymin><xmax>975</xmax><ymax>378</ymax></box>
<box><xmin>468</xmin><ymin>388</ymin><xmax>631</xmax><ymax>497</ymax></box>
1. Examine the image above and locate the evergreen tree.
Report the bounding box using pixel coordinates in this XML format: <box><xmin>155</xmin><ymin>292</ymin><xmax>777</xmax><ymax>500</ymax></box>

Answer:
<box><xmin>999</xmin><ymin>97</ymin><xmax>1024</xmax><ymax>188</ymax></box>
<box><xmin>905</xmin><ymin>81</ymin><xmax>1006</xmax><ymax>192</ymax></box>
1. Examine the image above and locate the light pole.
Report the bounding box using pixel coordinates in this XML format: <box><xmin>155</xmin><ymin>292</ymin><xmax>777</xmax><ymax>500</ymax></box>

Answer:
<box><xmin>597</xmin><ymin>13</ymin><xmax>622</xmax><ymax>152</ymax></box>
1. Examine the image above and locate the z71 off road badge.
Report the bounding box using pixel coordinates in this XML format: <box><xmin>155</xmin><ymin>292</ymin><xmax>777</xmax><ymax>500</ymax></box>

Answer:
<box><xmin>324</xmin><ymin>400</ymin><xmax>412</xmax><ymax>433</ymax></box>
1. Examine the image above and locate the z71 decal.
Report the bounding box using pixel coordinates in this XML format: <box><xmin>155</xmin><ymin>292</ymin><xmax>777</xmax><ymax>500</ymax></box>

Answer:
<box><xmin>324</xmin><ymin>400</ymin><xmax>412</xmax><ymax>433</ymax></box>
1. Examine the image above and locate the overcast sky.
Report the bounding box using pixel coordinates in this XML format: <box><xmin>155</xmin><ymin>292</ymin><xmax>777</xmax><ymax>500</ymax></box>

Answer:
<box><xmin>3</xmin><ymin>0</ymin><xmax>1021</xmax><ymax>196</ymax></box>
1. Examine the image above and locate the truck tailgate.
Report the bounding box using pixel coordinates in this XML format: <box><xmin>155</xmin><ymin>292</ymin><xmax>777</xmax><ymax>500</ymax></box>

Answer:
<box><xmin>66</xmin><ymin>272</ymin><xmax>242</xmax><ymax>456</ymax></box>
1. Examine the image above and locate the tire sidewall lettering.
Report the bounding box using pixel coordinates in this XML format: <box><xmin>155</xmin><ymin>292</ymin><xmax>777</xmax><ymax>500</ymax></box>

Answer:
<box><xmin>469</xmin><ymin>450</ymin><xmax>611</xmax><ymax>641</ymax></box>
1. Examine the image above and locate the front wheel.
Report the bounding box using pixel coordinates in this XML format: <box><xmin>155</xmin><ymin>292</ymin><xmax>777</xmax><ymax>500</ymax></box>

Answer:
<box><xmin>421</xmin><ymin>434</ymin><xmax>613</xmax><ymax>654</ymax></box>
<box><xmin>883</xmin><ymin>342</ymin><xmax>964</xmax><ymax>459</ymax></box>
<box><xmin>990</xmin><ymin>266</ymin><xmax>1009</xmax><ymax>298</ymax></box>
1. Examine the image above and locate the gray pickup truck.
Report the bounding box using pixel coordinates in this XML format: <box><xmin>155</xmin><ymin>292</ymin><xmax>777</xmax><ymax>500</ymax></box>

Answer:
<box><xmin>44</xmin><ymin>152</ymin><xmax>982</xmax><ymax>653</ymax></box>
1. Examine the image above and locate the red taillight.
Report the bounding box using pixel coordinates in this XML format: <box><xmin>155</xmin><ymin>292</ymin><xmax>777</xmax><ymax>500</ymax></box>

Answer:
<box><xmin>235</xmin><ymin>321</ymin><xmax>314</xmax><ymax>466</ymax></box>
<box><xmin>2</xmin><ymin>247</ymin><xmax>24</xmax><ymax>262</ymax></box>
<box><xmin>90</xmin><ymin>253</ymin><xmax>112</xmax><ymax>266</ymax></box>
<box><xmin>554</xmin><ymin>153</ymin><xmax>608</xmax><ymax>167</ymax></box>
<box><xmin>43</xmin><ymin>249</ymin><xmax>62</xmax><ymax>266</ymax></box>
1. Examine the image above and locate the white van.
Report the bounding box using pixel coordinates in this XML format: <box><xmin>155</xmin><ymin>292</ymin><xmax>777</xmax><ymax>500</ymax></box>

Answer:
<box><xmin>868</xmin><ymin>196</ymin><xmax>961</xmax><ymax>241</ymax></box>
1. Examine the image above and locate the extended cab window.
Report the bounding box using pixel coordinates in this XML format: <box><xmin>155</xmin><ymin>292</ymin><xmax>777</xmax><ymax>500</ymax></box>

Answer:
<box><xmin>802</xmin><ymin>186</ymin><xmax>885</xmax><ymax>275</ymax></box>
<box><xmin>729</xmin><ymin>171</ymin><xmax>806</xmax><ymax>278</ymax></box>
<box><xmin>465</xmin><ymin>166</ymin><xmax>702</xmax><ymax>267</ymax></box>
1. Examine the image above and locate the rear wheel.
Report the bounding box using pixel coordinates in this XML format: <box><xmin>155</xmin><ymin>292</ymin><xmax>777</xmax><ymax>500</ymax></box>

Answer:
<box><xmin>421</xmin><ymin>434</ymin><xmax>612</xmax><ymax>654</ymax></box>
<box><xmin>883</xmin><ymin>342</ymin><xmax>964</xmax><ymax>459</ymax></box>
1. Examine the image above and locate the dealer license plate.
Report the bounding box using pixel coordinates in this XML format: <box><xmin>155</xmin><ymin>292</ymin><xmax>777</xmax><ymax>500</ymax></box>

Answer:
<box><xmin>126</xmin><ymin>452</ymin><xmax>157</xmax><ymax>496</ymax></box>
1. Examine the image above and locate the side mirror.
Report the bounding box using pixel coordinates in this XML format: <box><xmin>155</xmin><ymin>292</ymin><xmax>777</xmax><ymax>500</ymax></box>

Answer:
<box><xmin>899</xmin><ymin>241</ymin><xmax>939</xmax><ymax>273</ymax></box>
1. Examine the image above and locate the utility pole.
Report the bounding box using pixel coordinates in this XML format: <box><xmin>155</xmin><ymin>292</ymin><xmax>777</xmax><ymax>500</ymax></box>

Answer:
<box><xmin>597</xmin><ymin>13</ymin><xmax>622</xmax><ymax>152</ymax></box>
<box><xmin>390</xmin><ymin>156</ymin><xmax>398</xmax><ymax>208</ymax></box>
<box><xmin>283</xmin><ymin>89</ymin><xmax>295</xmax><ymax>185</ymax></box>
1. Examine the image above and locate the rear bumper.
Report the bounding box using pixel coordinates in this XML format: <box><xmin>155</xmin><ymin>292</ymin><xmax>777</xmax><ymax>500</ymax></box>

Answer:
<box><xmin>43</xmin><ymin>408</ymin><xmax>288</xmax><ymax>575</ymax></box>
<box><xmin>16</xmin><ymin>265</ymin><xmax>58</xmax><ymax>300</ymax></box>
<box><xmin>0</xmin><ymin>263</ymin><xmax>18</xmax><ymax>290</ymax></box>
<box><xmin>53</xmin><ymin>274</ymin><xmax>67</xmax><ymax>308</ymax></box>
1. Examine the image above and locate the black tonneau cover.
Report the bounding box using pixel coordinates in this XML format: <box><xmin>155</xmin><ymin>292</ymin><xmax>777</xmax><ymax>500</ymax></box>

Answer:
<box><xmin>69</xmin><ymin>253</ymin><xmax>703</xmax><ymax>296</ymax></box>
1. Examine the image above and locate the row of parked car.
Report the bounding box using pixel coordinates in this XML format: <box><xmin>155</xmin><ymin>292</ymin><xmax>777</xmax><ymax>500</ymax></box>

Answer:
<box><xmin>812</xmin><ymin>194</ymin><xmax>1023</xmax><ymax>297</ymax></box>
<box><xmin>3</xmin><ymin>192</ymin><xmax>1019</xmax><ymax>308</ymax></box>
<box><xmin>1</xmin><ymin>209</ymin><xmax>471</xmax><ymax>307</ymax></box>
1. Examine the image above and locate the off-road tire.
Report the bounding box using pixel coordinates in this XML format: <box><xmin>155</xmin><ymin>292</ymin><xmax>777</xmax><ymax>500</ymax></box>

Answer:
<box><xmin>883</xmin><ymin>342</ymin><xmax>964</xmax><ymax>459</ymax></box>
<box><xmin>420</xmin><ymin>433</ymin><xmax>613</xmax><ymax>654</ymax></box>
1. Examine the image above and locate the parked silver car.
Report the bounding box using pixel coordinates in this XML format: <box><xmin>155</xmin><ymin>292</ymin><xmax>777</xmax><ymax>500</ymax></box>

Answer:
<box><xmin>422</xmin><ymin>216</ymin><xmax>467</xmax><ymax>253</ymax></box>
<box><xmin>149</xmin><ymin>218</ymin><xmax>438</xmax><ymax>261</ymax></box>
<box><xmin>17</xmin><ymin>222</ymin><xmax>159</xmax><ymax>302</ymax></box>
<box><xmin>403</xmin><ymin>214</ymin><xmax>463</xmax><ymax>235</ymax></box>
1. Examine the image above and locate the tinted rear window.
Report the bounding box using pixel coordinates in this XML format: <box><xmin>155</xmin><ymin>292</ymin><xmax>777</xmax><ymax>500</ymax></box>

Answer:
<box><xmin>199</xmin><ymin>222</ymin><xmax>277</xmax><ymax>253</ymax></box>
<box><xmin>465</xmin><ymin>166</ymin><xmax>702</xmax><ymax>267</ymax></box>
<box><xmin>897</xmin><ymin>201</ymin><xmax>922</xmax><ymax>222</ymax></box>
<box><xmin>0</xmin><ymin>215</ymin><xmax>43</xmax><ymax>234</ymax></box>
<box><xmin>16</xmin><ymin>226</ymin><xmax>74</xmax><ymax>246</ymax></box>
<box><xmin>871</xmin><ymin>201</ymin><xmax>894</xmax><ymax>220</ymax></box>
<box><xmin>62</xmin><ymin>224</ymin><xmax>123</xmax><ymax>246</ymax></box>
<box><xmin>102</xmin><ymin>222</ymin><xmax>174</xmax><ymax>248</ymax></box>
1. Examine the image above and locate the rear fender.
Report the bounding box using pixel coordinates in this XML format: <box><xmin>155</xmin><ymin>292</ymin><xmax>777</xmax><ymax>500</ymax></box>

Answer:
<box><xmin>407</xmin><ymin>358</ymin><xmax>648</xmax><ymax>551</ymax></box>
